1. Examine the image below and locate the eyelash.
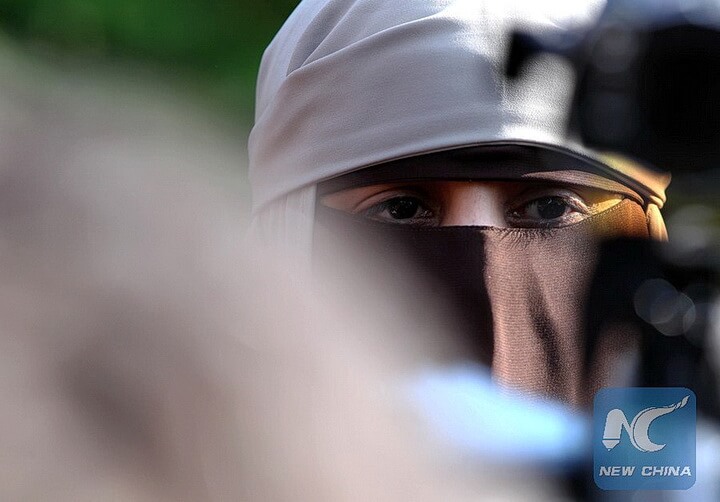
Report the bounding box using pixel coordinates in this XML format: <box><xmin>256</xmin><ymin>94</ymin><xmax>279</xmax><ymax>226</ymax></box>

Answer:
<box><xmin>507</xmin><ymin>193</ymin><xmax>590</xmax><ymax>227</ymax></box>
<box><xmin>360</xmin><ymin>190</ymin><xmax>590</xmax><ymax>227</ymax></box>
<box><xmin>362</xmin><ymin>195</ymin><xmax>436</xmax><ymax>223</ymax></box>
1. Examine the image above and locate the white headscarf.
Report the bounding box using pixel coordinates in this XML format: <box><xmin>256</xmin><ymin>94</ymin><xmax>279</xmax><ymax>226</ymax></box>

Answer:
<box><xmin>248</xmin><ymin>0</ymin><xmax>670</xmax><ymax>254</ymax></box>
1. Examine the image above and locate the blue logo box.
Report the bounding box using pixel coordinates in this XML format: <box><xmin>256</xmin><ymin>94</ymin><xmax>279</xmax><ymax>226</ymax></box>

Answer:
<box><xmin>593</xmin><ymin>387</ymin><xmax>696</xmax><ymax>490</ymax></box>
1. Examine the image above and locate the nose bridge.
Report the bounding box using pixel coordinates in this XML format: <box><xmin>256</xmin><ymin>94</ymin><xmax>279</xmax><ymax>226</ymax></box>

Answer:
<box><xmin>441</xmin><ymin>184</ymin><xmax>506</xmax><ymax>227</ymax></box>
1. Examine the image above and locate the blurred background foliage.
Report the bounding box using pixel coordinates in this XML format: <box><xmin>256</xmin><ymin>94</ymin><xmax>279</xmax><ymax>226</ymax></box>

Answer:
<box><xmin>0</xmin><ymin>0</ymin><xmax>300</xmax><ymax>123</ymax></box>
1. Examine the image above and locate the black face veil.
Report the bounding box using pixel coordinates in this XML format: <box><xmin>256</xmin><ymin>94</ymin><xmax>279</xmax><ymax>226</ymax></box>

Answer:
<box><xmin>313</xmin><ymin>148</ymin><xmax>659</xmax><ymax>407</ymax></box>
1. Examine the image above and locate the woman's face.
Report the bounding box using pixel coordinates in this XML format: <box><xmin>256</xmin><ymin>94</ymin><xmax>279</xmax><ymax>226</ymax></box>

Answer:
<box><xmin>321</xmin><ymin>181</ymin><xmax>624</xmax><ymax>228</ymax></box>
<box><xmin>316</xmin><ymin>177</ymin><xmax>651</xmax><ymax>405</ymax></box>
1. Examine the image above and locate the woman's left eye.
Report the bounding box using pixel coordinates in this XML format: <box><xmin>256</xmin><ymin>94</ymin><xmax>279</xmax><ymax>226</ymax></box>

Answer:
<box><xmin>509</xmin><ymin>195</ymin><xmax>588</xmax><ymax>227</ymax></box>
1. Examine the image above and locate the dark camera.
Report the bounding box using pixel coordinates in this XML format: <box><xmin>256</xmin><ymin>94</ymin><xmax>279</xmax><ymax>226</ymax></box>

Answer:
<box><xmin>508</xmin><ymin>0</ymin><xmax>720</xmax><ymax>174</ymax></box>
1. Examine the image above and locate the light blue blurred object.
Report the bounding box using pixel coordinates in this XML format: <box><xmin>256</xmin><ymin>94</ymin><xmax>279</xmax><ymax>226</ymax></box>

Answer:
<box><xmin>408</xmin><ymin>364</ymin><xmax>720</xmax><ymax>500</ymax></box>
<box><xmin>407</xmin><ymin>364</ymin><xmax>591</xmax><ymax>467</ymax></box>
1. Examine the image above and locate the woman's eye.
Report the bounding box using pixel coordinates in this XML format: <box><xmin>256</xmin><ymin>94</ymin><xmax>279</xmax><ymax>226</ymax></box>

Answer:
<box><xmin>509</xmin><ymin>195</ymin><xmax>588</xmax><ymax>227</ymax></box>
<box><xmin>363</xmin><ymin>196</ymin><xmax>435</xmax><ymax>224</ymax></box>
<box><xmin>529</xmin><ymin>196</ymin><xmax>572</xmax><ymax>220</ymax></box>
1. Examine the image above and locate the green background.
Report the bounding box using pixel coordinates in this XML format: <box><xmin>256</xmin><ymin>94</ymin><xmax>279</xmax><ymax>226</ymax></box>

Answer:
<box><xmin>0</xmin><ymin>0</ymin><xmax>301</xmax><ymax>122</ymax></box>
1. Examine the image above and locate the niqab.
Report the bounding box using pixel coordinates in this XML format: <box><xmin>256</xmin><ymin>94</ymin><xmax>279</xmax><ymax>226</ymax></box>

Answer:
<box><xmin>314</xmin><ymin>198</ymin><xmax>648</xmax><ymax>405</ymax></box>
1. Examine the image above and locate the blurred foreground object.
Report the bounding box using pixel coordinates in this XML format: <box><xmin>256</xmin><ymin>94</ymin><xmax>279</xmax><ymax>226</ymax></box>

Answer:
<box><xmin>0</xmin><ymin>43</ymin><xmax>558</xmax><ymax>501</ymax></box>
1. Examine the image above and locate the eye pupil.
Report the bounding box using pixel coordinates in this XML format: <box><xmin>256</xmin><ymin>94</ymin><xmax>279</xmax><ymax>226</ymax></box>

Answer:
<box><xmin>388</xmin><ymin>198</ymin><xmax>419</xmax><ymax>219</ymax></box>
<box><xmin>536</xmin><ymin>197</ymin><xmax>568</xmax><ymax>220</ymax></box>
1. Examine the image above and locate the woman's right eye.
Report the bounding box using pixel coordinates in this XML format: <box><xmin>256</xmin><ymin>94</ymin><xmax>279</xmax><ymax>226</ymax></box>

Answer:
<box><xmin>362</xmin><ymin>196</ymin><xmax>436</xmax><ymax>225</ymax></box>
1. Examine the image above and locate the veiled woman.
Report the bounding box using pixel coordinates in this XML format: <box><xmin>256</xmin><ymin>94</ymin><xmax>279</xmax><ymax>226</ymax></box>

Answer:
<box><xmin>247</xmin><ymin>0</ymin><xmax>670</xmax><ymax>405</ymax></box>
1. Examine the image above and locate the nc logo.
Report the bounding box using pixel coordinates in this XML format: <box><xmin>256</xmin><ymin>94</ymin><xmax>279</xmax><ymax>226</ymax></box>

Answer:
<box><xmin>602</xmin><ymin>395</ymin><xmax>690</xmax><ymax>452</ymax></box>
